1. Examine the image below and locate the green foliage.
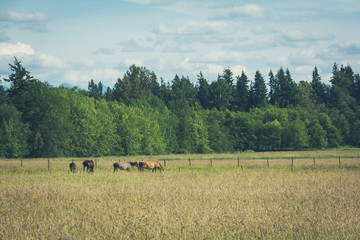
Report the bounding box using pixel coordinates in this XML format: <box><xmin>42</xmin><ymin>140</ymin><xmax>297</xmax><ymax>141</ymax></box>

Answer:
<box><xmin>307</xmin><ymin>118</ymin><xmax>328</xmax><ymax>148</ymax></box>
<box><xmin>234</xmin><ymin>71</ymin><xmax>250</xmax><ymax>111</ymax></box>
<box><xmin>2</xmin><ymin>59</ymin><xmax>360</xmax><ymax>157</ymax></box>
<box><xmin>249</xmin><ymin>70</ymin><xmax>267</xmax><ymax>108</ymax></box>
<box><xmin>0</xmin><ymin>104</ymin><xmax>30</xmax><ymax>157</ymax></box>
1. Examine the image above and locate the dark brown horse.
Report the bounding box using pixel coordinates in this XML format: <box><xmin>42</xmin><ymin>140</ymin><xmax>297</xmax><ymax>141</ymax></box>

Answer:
<box><xmin>138</xmin><ymin>161</ymin><xmax>163</xmax><ymax>172</ymax></box>
<box><xmin>69</xmin><ymin>162</ymin><xmax>76</xmax><ymax>172</ymax></box>
<box><xmin>82</xmin><ymin>160</ymin><xmax>94</xmax><ymax>172</ymax></box>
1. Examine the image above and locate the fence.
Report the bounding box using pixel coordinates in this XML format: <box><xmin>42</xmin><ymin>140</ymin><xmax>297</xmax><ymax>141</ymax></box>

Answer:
<box><xmin>0</xmin><ymin>156</ymin><xmax>359</xmax><ymax>171</ymax></box>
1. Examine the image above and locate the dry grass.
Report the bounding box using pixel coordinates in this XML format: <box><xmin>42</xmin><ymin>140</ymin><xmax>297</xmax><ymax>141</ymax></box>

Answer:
<box><xmin>0</xmin><ymin>166</ymin><xmax>359</xmax><ymax>239</ymax></box>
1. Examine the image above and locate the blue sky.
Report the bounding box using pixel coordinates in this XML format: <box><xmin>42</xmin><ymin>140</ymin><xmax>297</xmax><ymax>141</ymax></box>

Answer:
<box><xmin>0</xmin><ymin>0</ymin><xmax>359</xmax><ymax>89</ymax></box>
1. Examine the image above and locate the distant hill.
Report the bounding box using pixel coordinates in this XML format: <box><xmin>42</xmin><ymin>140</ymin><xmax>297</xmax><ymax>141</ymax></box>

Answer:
<box><xmin>59</xmin><ymin>83</ymin><xmax>73</xmax><ymax>88</ymax></box>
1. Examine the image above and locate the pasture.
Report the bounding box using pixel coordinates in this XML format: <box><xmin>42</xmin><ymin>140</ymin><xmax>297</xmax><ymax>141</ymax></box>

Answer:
<box><xmin>1</xmin><ymin>149</ymin><xmax>360</xmax><ymax>239</ymax></box>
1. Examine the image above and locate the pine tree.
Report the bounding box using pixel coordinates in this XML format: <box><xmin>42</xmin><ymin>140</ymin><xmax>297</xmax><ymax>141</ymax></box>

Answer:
<box><xmin>268</xmin><ymin>70</ymin><xmax>279</xmax><ymax>105</ymax></box>
<box><xmin>196</xmin><ymin>72</ymin><xmax>210</xmax><ymax>109</ymax></box>
<box><xmin>276</xmin><ymin>67</ymin><xmax>296</xmax><ymax>108</ymax></box>
<box><xmin>4</xmin><ymin>57</ymin><xmax>35</xmax><ymax>98</ymax></box>
<box><xmin>311</xmin><ymin>66</ymin><xmax>326</xmax><ymax>104</ymax></box>
<box><xmin>249</xmin><ymin>70</ymin><xmax>267</xmax><ymax>108</ymax></box>
<box><xmin>234</xmin><ymin>71</ymin><xmax>249</xmax><ymax>111</ymax></box>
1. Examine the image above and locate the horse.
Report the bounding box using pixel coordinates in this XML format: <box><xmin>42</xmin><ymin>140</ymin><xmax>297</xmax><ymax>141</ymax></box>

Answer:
<box><xmin>128</xmin><ymin>162</ymin><xmax>139</xmax><ymax>168</ymax></box>
<box><xmin>113</xmin><ymin>162</ymin><xmax>137</xmax><ymax>172</ymax></box>
<box><xmin>69</xmin><ymin>162</ymin><xmax>76</xmax><ymax>172</ymax></box>
<box><xmin>138</xmin><ymin>161</ymin><xmax>163</xmax><ymax>172</ymax></box>
<box><xmin>82</xmin><ymin>160</ymin><xmax>94</xmax><ymax>172</ymax></box>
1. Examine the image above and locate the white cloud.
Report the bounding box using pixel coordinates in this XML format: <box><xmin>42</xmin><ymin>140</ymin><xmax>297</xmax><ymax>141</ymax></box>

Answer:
<box><xmin>251</xmin><ymin>25</ymin><xmax>276</xmax><ymax>35</ymax></box>
<box><xmin>0</xmin><ymin>42</ymin><xmax>68</xmax><ymax>78</ymax></box>
<box><xmin>36</xmin><ymin>53</ymin><xmax>68</xmax><ymax>69</ymax></box>
<box><xmin>0</xmin><ymin>10</ymin><xmax>49</xmax><ymax>22</ymax></box>
<box><xmin>122</xmin><ymin>0</ymin><xmax>176</xmax><ymax>6</ymax></box>
<box><xmin>282</xmin><ymin>30</ymin><xmax>334</xmax><ymax>42</ymax></box>
<box><xmin>153</xmin><ymin>21</ymin><xmax>232</xmax><ymax>35</ymax></box>
<box><xmin>92</xmin><ymin>48</ymin><xmax>115</xmax><ymax>55</ymax></box>
<box><xmin>0</xmin><ymin>42</ymin><xmax>35</xmax><ymax>56</ymax></box>
<box><xmin>194</xmin><ymin>51</ymin><xmax>246</xmax><ymax>64</ymax></box>
<box><xmin>0</xmin><ymin>10</ymin><xmax>50</xmax><ymax>32</ymax></box>
<box><xmin>212</xmin><ymin>4</ymin><xmax>266</xmax><ymax>19</ymax></box>
<box><xmin>223</xmin><ymin>39</ymin><xmax>277</xmax><ymax>52</ymax></box>
<box><xmin>288</xmin><ymin>49</ymin><xmax>317</xmax><ymax>66</ymax></box>
<box><xmin>231</xmin><ymin>65</ymin><xmax>247</xmax><ymax>76</ymax></box>
<box><xmin>175</xmin><ymin>57</ymin><xmax>247</xmax><ymax>81</ymax></box>
<box><xmin>61</xmin><ymin>68</ymin><xmax>122</xmax><ymax>88</ymax></box>
<box><xmin>118</xmin><ymin>39</ymin><xmax>154</xmax><ymax>52</ymax></box>
<box><xmin>335</xmin><ymin>40</ymin><xmax>360</xmax><ymax>55</ymax></box>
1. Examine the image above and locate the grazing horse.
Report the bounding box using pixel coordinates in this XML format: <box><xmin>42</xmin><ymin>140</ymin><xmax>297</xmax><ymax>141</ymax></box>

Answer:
<box><xmin>128</xmin><ymin>162</ymin><xmax>139</xmax><ymax>168</ymax></box>
<box><xmin>138</xmin><ymin>161</ymin><xmax>163</xmax><ymax>172</ymax></box>
<box><xmin>113</xmin><ymin>162</ymin><xmax>136</xmax><ymax>172</ymax></box>
<box><xmin>69</xmin><ymin>162</ymin><xmax>76</xmax><ymax>172</ymax></box>
<box><xmin>82</xmin><ymin>160</ymin><xmax>94</xmax><ymax>172</ymax></box>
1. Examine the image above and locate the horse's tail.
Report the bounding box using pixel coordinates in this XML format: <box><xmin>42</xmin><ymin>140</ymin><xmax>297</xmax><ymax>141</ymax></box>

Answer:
<box><xmin>156</xmin><ymin>161</ymin><xmax>164</xmax><ymax>171</ymax></box>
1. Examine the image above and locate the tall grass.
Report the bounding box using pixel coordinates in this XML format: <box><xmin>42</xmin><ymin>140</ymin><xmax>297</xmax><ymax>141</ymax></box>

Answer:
<box><xmin>1</xmin><ymin>167</ymin><xmax>359</xmax><ymax>239</ymax></box>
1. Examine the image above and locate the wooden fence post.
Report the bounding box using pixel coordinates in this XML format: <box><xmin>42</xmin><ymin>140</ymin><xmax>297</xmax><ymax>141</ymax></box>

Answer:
<box><xmin>313</xmin><ymin>157</ymin><xmax>315</xmax><ymax>167</ymax></box>
<box><xmin>291</xmin><ymin>158</ymin><xmax>294</xmax><ymax>172</ymax></box>
<box><xmin>189</xmin><ymin>158</ymin><xmax>191</xmax><ymax>167</ymax></box>
<box><xmin>237</xmin><ymin>157</ymin><xmax>240</xmax><ymax>167</ymax></box>
<box><xmin>48</xmin><ymin>159</ymin><xmax>50</xmax><ymax>171</ymax></box>
<box><xmin>163</xmin><ymin>159</ymin><xmax>166</xmax><ymax>168</ymax></box>
<box><xmin>267</xmin><ymin>158</ymin><xmax>269</xmax><ymax>168</ymax></box>
<box><xmin>339</xmin><ymin>156</ymin><xmax>341</xmax><ymax>168</ymax></box>
<box><xmin>241</xmin><ymin>165</ymin><xmax>243</xmax><ymax>172</ymax></box>
<box><xmin>21</xmin><ymin>159</ymin><xmax>23</xmax><ymax>167</ymax></box>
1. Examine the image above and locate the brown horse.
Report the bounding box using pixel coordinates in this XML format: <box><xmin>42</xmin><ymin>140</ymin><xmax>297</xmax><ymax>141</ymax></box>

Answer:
<box><xmin>82</xmin><ymin>160</ymin><xmax>94</xmax><ymax>172</ymax></box>
<box><xmin>69</xmin><ymin>162</ymin><xmax>76</xmax><ymax>172</ymax></box>
<box><xmin>138</xmin><ymin>161</ymin><xmax>163</xmax><ymax>172</ymax></box>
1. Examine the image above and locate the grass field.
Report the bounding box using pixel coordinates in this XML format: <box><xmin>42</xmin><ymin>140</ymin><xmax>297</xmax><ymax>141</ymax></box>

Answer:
<box><xmin>1</xmin><ymin>148</ymin><xmax>360</xmax><ymax>171</ymax></box>
<box><xmin>1</xmin><ymin>149</ymin><xmax>360</xmax><ymax>239</ymax></box>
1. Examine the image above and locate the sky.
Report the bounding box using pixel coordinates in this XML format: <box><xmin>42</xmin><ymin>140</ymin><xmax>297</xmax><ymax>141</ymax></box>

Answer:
<box><xmin>0</xmin><ymin>0</ymin><xmax>359</xmax><ymax>89</ymax></box>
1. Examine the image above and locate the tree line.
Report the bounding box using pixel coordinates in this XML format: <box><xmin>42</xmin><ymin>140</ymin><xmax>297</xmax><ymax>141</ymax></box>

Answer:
<box><xmin>1</xmin><ymin>57</ymin><xmax>360</xmax><ymax>158</ymax></box>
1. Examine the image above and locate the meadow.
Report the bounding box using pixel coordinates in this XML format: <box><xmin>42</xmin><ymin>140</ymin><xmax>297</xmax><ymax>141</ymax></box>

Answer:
<box><xmin>1</xmin><ymin>149</ymin><xmax>360</xmax><ymax>239</ymax></box>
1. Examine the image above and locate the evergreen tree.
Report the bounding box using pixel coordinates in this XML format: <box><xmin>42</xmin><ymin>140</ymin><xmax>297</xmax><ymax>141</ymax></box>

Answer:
<box><xmin>209</xmin><ymin>76</ymin><xmax>232</xmax><ymax>110</ymax></box>
<box><xmin>234</xmin><ymin>71</ymin><xmax>249</xmax><ymax>111</ymax></box>
<box><xmin>104</xmin><ymin>86</ymin><xmax>113</xmax><ymax>101</ymax></box>
<box><xmin>170</xmin><ymin>75</ymin><xmax>197</xmax><ymax>105</ymax></box>
<box><xmin>3</xmin><ymin>57</ymin><xmax>35</xmax><ymax>98</ymax></box>
<box><xmin>311</xmin><ymin>66</ymin><xmax>326</xmax><ymax>104</ymax></box>
<box><xmin>249</xmin><ymin>70</ymin><xmax>267</xmax><ymax>108</ymax></box>
<box><xmin>353</xmin><ymin>74</ymin><xmax>360</xmax><ymax>103</ymax></box>
<box><xmin>276</xmin><ymin>68</ymin><xmax>296</xmax><ymax>108</ymax></box>
<box><xmin>112</xmin><ymin>65</ymin><xmax>158</xmax><ymax>103</ymax></box>
<box><xmin>221</xmin><ymin>68</ymin><xmax>234</xmax><ymax>85</ymax></box>
<box><xmin>159</xmin><ymin>78</ymin><xmax>171</xmax><ymax>105</ymax></box>
<box><xmin>268</xmin><ymin>70</ymin><xmax>279</xmax><ymax>105</ymax></box>
<box><xmin>196</xmin><ymin>72</ymin><xmax>210</xmax><ymax>109</ymax></box>
<box><xmin>88</xmin><ymin>79</ymin><xmax>104</xmax><ymax>98</ymax></box>
<box><xmin>330</xmin><ymin>63</ymin><xmax>355</xmax><ymax>109</ymax></box>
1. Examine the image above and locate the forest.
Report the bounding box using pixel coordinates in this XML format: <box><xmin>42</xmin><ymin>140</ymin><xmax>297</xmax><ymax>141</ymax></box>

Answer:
<box><xmin>1</xmin><ymin>57</ymin><xmax>360</xmax><ymax>158</ymax></box>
